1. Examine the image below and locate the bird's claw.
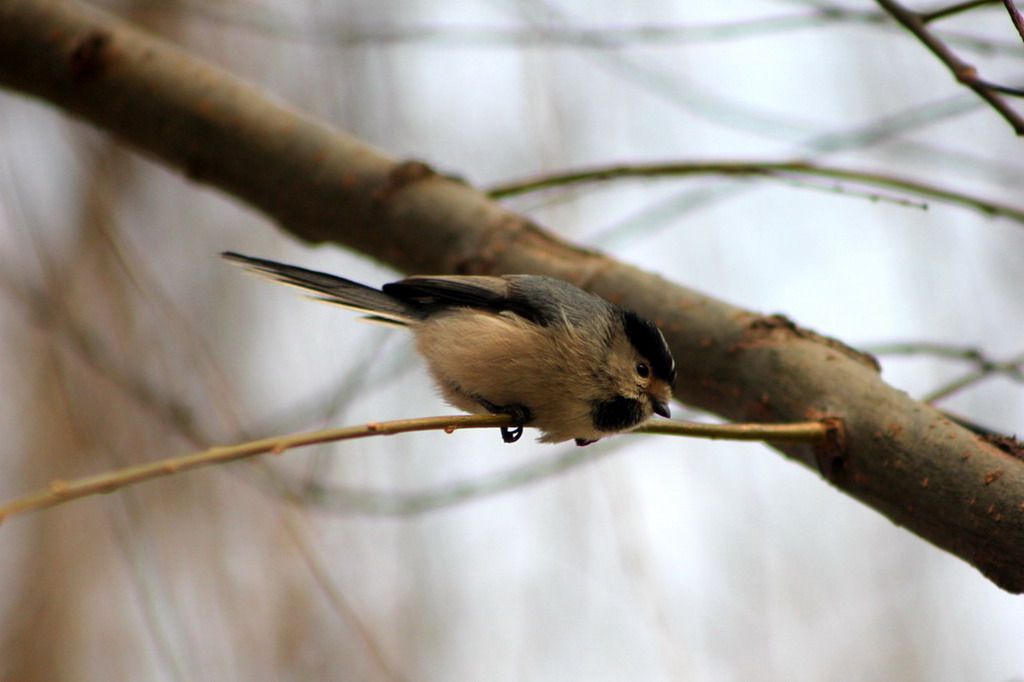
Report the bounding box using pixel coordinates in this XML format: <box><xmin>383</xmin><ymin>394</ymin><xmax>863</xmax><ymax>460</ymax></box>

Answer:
<box><xmin>501</xmin><ymin>425</ymin><xmax>524</xmax><ymax>443</ymax></box>
<box><xmin>477</xmin><ymin>397</ymin><xmax>531</xmax><ymax>444</ymax></box>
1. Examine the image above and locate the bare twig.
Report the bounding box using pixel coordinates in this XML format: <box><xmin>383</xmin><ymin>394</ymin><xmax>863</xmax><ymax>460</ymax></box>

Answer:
<box><xmin>924</xmin><ymin>351</ymin><xmax>1024</xmax><ymax>402</ymax></box>
<box><xmin>867</xmin><ymin>341</ymin><xmax>993</xmax><ymax>361</ymax></box>
<box><xmin>869</xmin><ymin>342</ymin><xmax>1022</xmax><ymax>371</ymax></box>
<box><xmin>920</xmin><ymin>0</ymin><xmax>1000</xmax><ymax>23</ymax></box>
<box><xmin>867</xmin><ymin>342</ymin><xmax>1024</xmax><ymax>396</ymax></box>
<box><xmin>245</xmin><ymin>418</ymin><xmax>833</xmax><ymax>516</ymax></box>
<box><xmin>487</xmin><ymin>160</ymin><xmax>1024</xmax><ymax>224</ymax></box>
<box><xmin>634</xmin><ymin>419</ymin><xmax>830</xmax><ymax>441</ymax></box>
<box><xmin>0</xmin><ymin>415</ymin><xmax>508</xmax><ymax>520</ymax></box>
<box><xmin>1005</xmin><ymin>0</ymin><xmax>1024</xmax><ymax>43</ymax></box>
<box><xmin>975</xmin><ymin>78</ymin><xmax>1024</xmax><ymax>96</ymax></box>
<box><xmin>876</xmin><ymin>0</ymin><xmax>1024</xmax><ymax>133</ymax></box>
<box><xmin>164</xmin><ymin>1</ymin><xmax>1024</xmax><ymax>58</ymax></box>
<box><xmin>0</xmin><ymin>415</ymin><xmax>830</xmax><ymax>521</ymax></box>
<box><xmin>151</xmin><ymin>5</ymin><xmax>877</xmax><ymax>46</ymax></box>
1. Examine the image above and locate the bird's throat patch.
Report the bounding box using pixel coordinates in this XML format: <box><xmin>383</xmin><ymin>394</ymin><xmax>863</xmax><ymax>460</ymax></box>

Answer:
<box><xmin>591</xmin><ymin>395</ymin><xmax>644</xmax><ymax>432</ymax></box>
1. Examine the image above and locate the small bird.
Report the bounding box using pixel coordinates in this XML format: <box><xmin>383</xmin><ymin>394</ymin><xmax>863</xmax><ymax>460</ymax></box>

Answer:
<box><xmin>222</xmin><ymin>252</ymin><xmax>675</xmax><ymax>446</ymax></box>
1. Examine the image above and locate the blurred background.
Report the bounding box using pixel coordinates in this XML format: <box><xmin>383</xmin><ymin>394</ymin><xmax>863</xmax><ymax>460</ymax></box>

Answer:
<box><xmin>1</xmin><ymin>0</ymin><xmax>1022</xmax><ymax>680</ymax></box>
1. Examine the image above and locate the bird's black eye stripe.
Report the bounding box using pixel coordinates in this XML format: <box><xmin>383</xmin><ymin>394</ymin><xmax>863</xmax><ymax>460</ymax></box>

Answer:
<box><xmin>621</xmin><ymin>310</ymin><xmax>676</xmax><ymax>383</ymax></box>
<box><xmin>636</xmin><ymin>362</ymin><xmax>650</xmax><ymax>378</ymax></box>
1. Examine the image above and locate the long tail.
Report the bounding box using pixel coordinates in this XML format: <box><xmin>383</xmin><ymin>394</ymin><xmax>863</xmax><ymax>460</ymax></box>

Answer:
<box><xmin>221</xmin><ymin>252</ymin><xmax>421</xmax><ymax>325</ymax></box>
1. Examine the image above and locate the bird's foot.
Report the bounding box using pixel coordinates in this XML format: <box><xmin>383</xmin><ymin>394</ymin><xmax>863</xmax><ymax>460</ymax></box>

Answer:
<box><xmin>476</xmin><ymin>398</ymin><xmax>532</xmax><ymax>444</ymax></box>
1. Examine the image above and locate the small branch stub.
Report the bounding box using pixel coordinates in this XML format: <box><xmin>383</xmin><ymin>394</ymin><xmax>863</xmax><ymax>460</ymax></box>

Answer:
<box><xmin>815</xmin><ymin>416</ymin><xmax>850</xmax><ymax>481</ymax></box>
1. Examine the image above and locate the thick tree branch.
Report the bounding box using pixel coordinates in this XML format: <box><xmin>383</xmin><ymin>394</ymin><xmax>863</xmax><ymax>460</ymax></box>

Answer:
<box><xmin>1</xmin><ymin>0</ymin><xmax>1023</xmax><ymax>591</ymax></box>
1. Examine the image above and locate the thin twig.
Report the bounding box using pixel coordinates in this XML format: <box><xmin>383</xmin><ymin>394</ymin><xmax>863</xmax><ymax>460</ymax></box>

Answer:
<box><xmin>921</xmin><ymin>0</ymin><xmax>1000</xmax><ymax>23</ymax></box>
<box><xmin>487</xmin><ymin>160</ymin><xmax>1024</xmax><ymax>224</ymax></box>
<box><xmin>976</xmin><ymin>78</ymin><xmax>1024</xmax><ymax>96</ymax></box>
<box><xmin>164</xmin><ymin>1</ymin><xmax>1024</xmax><ymax>58</ymax></box>
<box><xmin>633</xmin><ymin>419</ymin><xmax>829</xmax><ymax>441</ymax></box>
<box><xmin>866</xmin><ymin>341</ymin><xmax>991</xmax><ymax>361</ymax></box>
<box><xmin>866</xmin><ymin>342</ymin><xmax>1024</xmax><ymax>403</ymax></box>
<box><xmin>875</xmin><ymin>0</ymin><xmax>1024</xmax><ymax>134</ymax></box>
<box><xmin>1005</xmin><ymin>0</ymin><xmax>1024</xmax><ymax>43</ymax></box>
<box><xmin>924</xmin><ymin>351</ymin><xmax>1024</xmax><ymax>402</ymax></box>
<box><xmin>0</xmin><ymin>415</ymin><xmax>830</xmax><ymax>521</ymax></box>
<box><xmin>250</xmin><ymin>419</ymin><xmax>833</xmax><ymax>516</ymax></box>
<box><xmin>156</xmin><ymin>6</ymin><xmax>885</xmax><ymax>46</ymax></box>
<box><xmin>0</xmin><ymin>415</ymin><xmax>508</xmax><ymax>521</ymax></box>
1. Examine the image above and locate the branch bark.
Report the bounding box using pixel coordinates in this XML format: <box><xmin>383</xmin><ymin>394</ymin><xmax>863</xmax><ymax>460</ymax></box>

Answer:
<box><xmin>1</xmin><ymin>0</ymin><xmax>1022</xmax><ymax>591</ymax></box>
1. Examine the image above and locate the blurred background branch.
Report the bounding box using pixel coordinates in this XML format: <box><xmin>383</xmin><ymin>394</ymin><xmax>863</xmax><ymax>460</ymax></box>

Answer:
<box><xmin>875</xmin><ymin>0</ymin><xmax>1024</xmax><ymax>132</ymax></box>
<box><xmin>486</xmin><ymin>159</ymin><xmax>1024</xmax><ymax>223</ymax></box>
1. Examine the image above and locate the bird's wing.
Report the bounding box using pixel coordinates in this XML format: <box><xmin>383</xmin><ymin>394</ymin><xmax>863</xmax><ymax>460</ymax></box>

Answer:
<box><xmin>384</xmin><ymin>275</ymin><xmax>556</xmax><ymax>325</ymax></box>
<box><xmin>383</xmin><ymin>276</ymin><xmax>508</xmax><ymax>307</ymax></box>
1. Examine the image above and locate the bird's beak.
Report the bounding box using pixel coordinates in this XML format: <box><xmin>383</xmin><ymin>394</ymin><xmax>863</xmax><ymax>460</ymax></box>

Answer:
<box><xmin>652</xmin><ymin>399</ymin><xmax>671</xmax><ymax>419</ymax></box>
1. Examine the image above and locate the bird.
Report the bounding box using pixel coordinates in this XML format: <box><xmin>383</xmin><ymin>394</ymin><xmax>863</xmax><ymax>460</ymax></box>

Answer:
<box><xmin>222</xmin><ymin>252</ymin><xmax>675</xmax><ymax>446</ymax></box>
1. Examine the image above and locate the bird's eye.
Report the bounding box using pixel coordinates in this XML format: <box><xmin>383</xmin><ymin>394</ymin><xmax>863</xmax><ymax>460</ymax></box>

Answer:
<box><xmin>636</xmin><ymin>362</ymin><xmax>650</xmax><ymax>378</ymax></box>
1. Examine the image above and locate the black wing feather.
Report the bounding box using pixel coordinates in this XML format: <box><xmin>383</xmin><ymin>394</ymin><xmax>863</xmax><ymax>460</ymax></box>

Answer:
<box><xmin>383</xmin><ymin>277</ymin><xmax>508</xmax><ymax>309</ymax></box>
<box><xmin>384</xmin><ymin>276</ymin><xmax>551</xmax><ymax>325</ymax></box>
